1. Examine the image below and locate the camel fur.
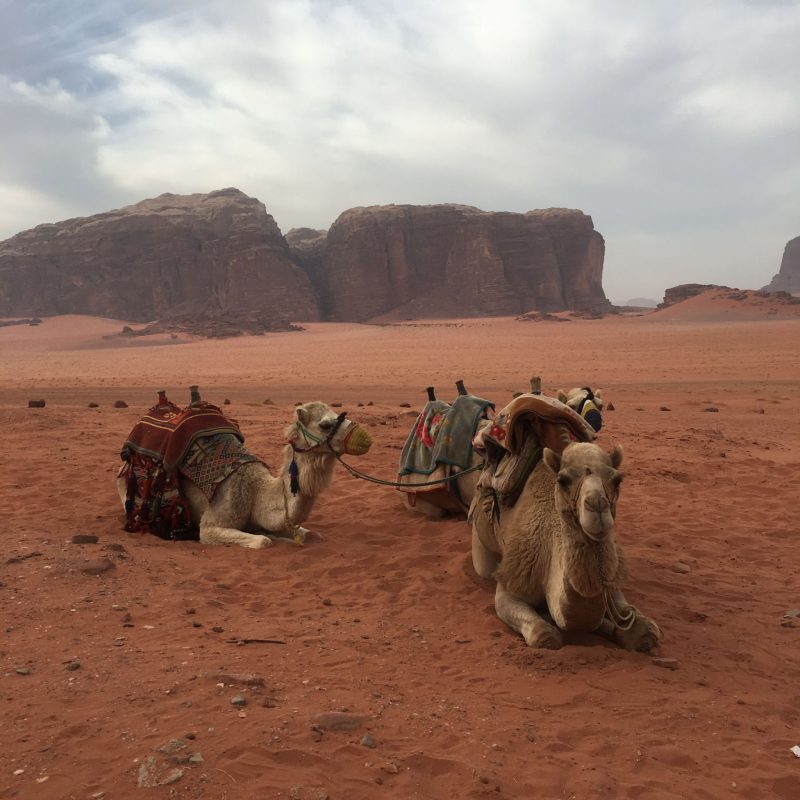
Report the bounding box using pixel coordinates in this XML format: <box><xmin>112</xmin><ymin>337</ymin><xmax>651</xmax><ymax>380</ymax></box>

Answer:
<box><xmin>117</xmin><ymin>401</ymin><xmax>371</xmax><ymax>549</ymax></box>
<box><xmin>469</xmin><ymin>441</ymin><xmax>662</xmax><ymax>651</ymax></box>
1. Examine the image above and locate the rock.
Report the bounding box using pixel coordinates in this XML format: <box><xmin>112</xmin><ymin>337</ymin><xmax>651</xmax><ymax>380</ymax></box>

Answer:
<box><xmin>105</xmin><ymin>543</ymin><xmax>127</xmax><ymax>553</ymax></box>
<box><xmin>606</xmin><ymin>402</ymin><xmax>615</xmax><ymax>411</ymax></box>
<box><xmin>231</xmin><ymin>695</ymin><xmax>247</xmax><ymax>707</ymax></box>
<box><xmin>360</xmin><ymin>733</ymin><xmax>377</xmax><ymax>748</ymax></box>
<box><xmin>311</xmin><ymin>711</ymin><xmax>365</xmax><ymax>731</ymax></box>
<box><xmin>80</xmin><ymin>558</ymin><xmax>115</xmax><ymax>575</ymax></box>
<box><xmin>223</xmin><ymin>398</ymin><xmax>231</xmax><ymax>405</ymax></box>
<box><xmin>0</xmin><ymin>189</ymin><xmax>320</xmax><ymax>327</ymax></box>
<box><xmin>88</xmin><ymin>402</ymin><xmax>99</xmax><ymax>408</ymax></box>
<box><xmin>15</xmin><ymin>667</ymin><xmax>31</xmax><ymax>675</ymax></box>
<box><xmin>703</xmin><ymin>407</ymin><xmax>720</xmax><ymax>413</ymax></box>
<box><xmin>651</xmin><ymin>657</ymin><xmax>679</xmax><ymax>671</ymax></box>
<box><xmin>113</xmin><ymin>400</ymin><xmax>128</xmax><ymax>409</ymax></box>
<box><xmin>188</xmin><ymin>752</ymin><xmax>204</xmax><ymax>764</ymax></box>
<box><xmin>331</xmin><ymin>402</ymin><xmax>342</xmax><ymax>408</ymax></box>
<box><xmin>65</xmin><ymin>660</ymin><xmax>81</xmax><ymax>671</ymax></box>
<box><xmin>292</xmin><ymin>204</ymin><xmax>610</xmax><ymax>321</ymax></box>
<box><xmin>763</xmin><ymin>235</ymin><xmax>800</xmax><ymax>295</ymax></box>
<box><xmin>202</xmin><ymin>671</ymin><xmax>266</xmax><ymax>687</ymax></box>
<box><xmin>28</xmin><ymin>399</ymin><xmax>45</xmax><ymax>408</ymax></box>
<box><xmin>322</xmin><ymin>598</ymin><xmax>332</xmax><ymax>606</ymax></box>
<box><xmin>399</xmin><ymin>402</ymin><xmax>411</xmax><ymax>408</ymax></box>
<box><xmin>658</xmin><ymin>284</ymin><xmax>721</xmax><ymax>309</ymax></box>
<box><xmin>784</xmin><ymin>608</ymin><xmax>800</xmax><ymax>618</ymax></box>
<box><xmin>212</xmin><ymin>625</ymin><xmax>224</xmax><ymax>633</ymax></box>
<box><xmin>158</xmin><ymin>739</ymin><xmax>189</xmax><ymax>756</ymax></box>
<box><xmin>671</xmin><ymin>562</ymin><xmax>691</xmax><ymax>574</ymax></box>
<box><xmin>263</xmin><ymin>398</ymin><xmax>276</xmax><ymax>405</ymax></box>
<box><xmin>660</xmin><ymin>406</ymin><xmax>670</xmax><ymax>412</ymax></box>
<box><xmin>380</xmin><ymin>762</ymin><xmax>399</xmax><ymax>775</ymax></box>
<box><xmin>159</xmin><ymin>769</ymin><xmax>184</xmax><ymax>786</ymax></box>
<box><xmin>71</xmin><ymin>534</ymin><xmax>99</xmax><ymax>544</ymax></box>
<box><xmin>136</xmin><ymin>757</ymin><xmax>159</xmax><ymax>788</ymax></box>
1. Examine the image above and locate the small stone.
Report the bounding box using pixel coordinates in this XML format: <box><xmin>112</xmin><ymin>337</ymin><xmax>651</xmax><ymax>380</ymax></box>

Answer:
<box><xmin>185</xmin><ymin>608</ymin><xmax>196</xmax><ymax>615</ymax></box>
<box><xmin>652</xmin><ymin>657</ymin><xmax>679</xmax><ymax>671</ymax></box>
<box><xmin>223</xmin><ymin>399</ymin><xmax>231</xmax><ymax>405</ymax></box>
<box><xmin>671</xmin><ymin>562</ymin><xmax>691</xmax><ymax>574</ymax></box>
<box><xmin>192</xmin><ymin>621</ymin><xmax>203</xmax><ymax>628</ymax></box>
<box><xmin>81</xmin><ymin>558</ymin><xmax>115</xmax><ymax>575</ymax></box>
<box><xmin>71</xmin><ymin>534</ymin><xmax>99</xmax><ymax>545</ymax></box>
<box><xmin>360</xmin><ymin>734</ymin><xmax>377</xmax><ymax>748</ymax></box>
<box><xmin>113</xmin><ymin>400</ymin><xmax>128</xmax><ymax>408</ymax></box>
<box><xmin>262</xmin><ymin>398</ymin><xmax>275</xmax><ymax>405</ymax></box>
<box><xmin>262</xmin><ymin>697</ymin><xmax>278</xmax><ymax>708</ymax></box>
<box><xmin>322</xmin><ymin>598</ymin><xmax>332</xmax><ymax>606</ymax></box>
<box><xmin>659</xmin><ymin>406</ymin><xmax>670</xmax><ymax>412</ymax></box>
<box><xmin>331</xmin><ymin>402</ymin><xmax>342</xmax><ymax>408</ymax></box>
<box><xmin>65</xmin><ymin>660</ymin><xmax>81</xmax><ymax>671</ymax></box>
<box><xmin>780</xmin><ymin>620</ymin><xmax>794</xmax><ymax>628</ymax></box>
<box><xmin>479</xmin><ymin>775</ymin><xmax>490</xmax><ymax>784</ymax></box>
<box><xmin>311</xmin><ymin>712</ymin><xmax>365</xmax><ymax>731</ymax></box>
<box><xmin>606</xmin><ymin>402</ymin><xmax>615</xmax><ymax>411</ymax></box>
<box><xmin>212</xmin><ymin>625</ymin><xmax>224</xmax><ymax>633</ymax></box>
<box><xmin>28</xmin><ymin>399</ymin><xmax>46</xmax><ymax>408</ymax></box>
<box><xmin>399</xmin><ymin>402</ymin><xmax>411</xmax><ymax>408</ymax></box>
<box><xmin>15</xmin><ymin>667</ymin><xmax>31</xmax><ymax>675</ymax></box>
<box><xmin>159</xmin><ymin>738</ymin><xmax>189</xmax><ymax>756</ymax></box>
<box><xmin>784</xmin><ymin>609</ymin><xmax>800</xmax><ymax>618</ymax></box>
<box><xmin>88</xmin><ymin>402</ymin><xmax>99</xmax><ymax>408</ymax></box>
<box><xmin>703</xmin><ymin>406</ymin><xmax>719</xmax><ymax>413</ymax></box>
<box><xmin>380</xmin><ymin>762</ymin><xmax>399</xmax><ymax>775</ymax></box>
<box><xmin>185</xmin><ymin>732</ymin><xmax>196</xmax><ymax>740</ymax></box>
<box><xmin>188</xmin><ymin>753</ymin><xmax>204</xmax><ymax>764</ymax></box>
<box><xmin>105</xmin><ymin>543</ymin><xmax>127</xmax><ymax>553</ymax></box>
<box><xmin>367</xmin><ymin>401</ymin><xmax>374</xmax><ymax>406</ymax></box>
<box><xmin>160</xmin><ymin>768</ymin><xmax>184</xmax><ymax>786</ymax></box>
<box><xmin>231</xmin><ymin>695</ymin><xmax>247</xmax><ymax>707</ymax></box>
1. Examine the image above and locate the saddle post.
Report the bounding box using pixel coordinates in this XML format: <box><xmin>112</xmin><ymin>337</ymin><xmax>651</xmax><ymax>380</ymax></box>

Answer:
<box><xmin>455</xmin><ymin>379</ymin><xmax>468</xmax><ymax>396</ymax></box>
<box><xmin>530</xmin><ymin>376</ymin><xmax>541</xmax><ymax>395</ymax></box>
<box><xmin>189</xmin><ymin>385</ymin><xmax>201</xmax><ymax>405</ymax></box>
<box><xmin>426</xmin><ymin>386</ymin><xmax>437</xmax><ymax>401</ymax></box>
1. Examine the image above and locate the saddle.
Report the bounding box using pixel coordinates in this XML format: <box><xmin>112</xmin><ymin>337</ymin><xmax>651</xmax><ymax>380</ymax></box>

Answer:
<box><xmin>120</xmin><ymin>392</ymin><xmax>259</xmax><ymax>539</ymax></box>
<box><xmin>473</xmin><ymin>393</ymin><xmax>597</xmax><ymax>508</ymax></box>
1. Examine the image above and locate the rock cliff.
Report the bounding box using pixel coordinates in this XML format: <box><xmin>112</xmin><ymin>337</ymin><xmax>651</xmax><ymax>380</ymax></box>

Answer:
<box><xmin>295</xmin><ymin>204</ymin><xmax>609</xmax><ymax>321</ymax></box>
<box><xmin>0</xmin><ymin>188</ymin><xmax>320</xmax><ymax>324</ymax></box>
<box><xmin>762</xmin><ymin>236</ymin><xmax>800</xmax><ymax>295</ymax></box>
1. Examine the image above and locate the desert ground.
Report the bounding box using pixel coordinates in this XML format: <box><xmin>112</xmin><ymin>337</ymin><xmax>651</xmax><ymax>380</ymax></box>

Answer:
<box><xmin>1</xmin><ymin>304</ymin><xmax>799</xmax><ymax>800</ymax></box>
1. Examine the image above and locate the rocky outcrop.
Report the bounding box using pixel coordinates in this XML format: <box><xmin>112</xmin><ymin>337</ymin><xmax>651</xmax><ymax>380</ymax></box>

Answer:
<box><xmin>294</xmin><ymin>204</ymin><xmax>609</xmax><ymax>321</ymax></box>
<box><xmin>762</xmin><ymin>236</ymin><xmax>800</xmax><ymax>295</ymax></box>
<box><xmin>657</xmin><ymin>284</ymin><xmax>721</xmax><ymax>309</ymax></box>
<box><xmin>0</xmin><ymin>189</ymin><xmax>320</xmax><ymax>324</ymax></box>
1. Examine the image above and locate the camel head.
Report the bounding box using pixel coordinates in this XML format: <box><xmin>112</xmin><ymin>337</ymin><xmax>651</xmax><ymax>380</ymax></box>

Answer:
<box><xmin>543</xmin><ymin>442</ymin><xmax>623</xmax><ymax>541</ymax></box>
<box><xmin>557</xmin><ymin>387</ymin><xmax>603</xmax><ymax>432</ymax></box>
<box><xmin>287</xmin><ymin>401</ymin><xmax>372</xmax><ymax>457</ymax></box>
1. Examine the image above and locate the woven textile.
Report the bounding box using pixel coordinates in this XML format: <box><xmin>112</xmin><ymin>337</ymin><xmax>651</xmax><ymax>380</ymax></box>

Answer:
<box><xmin>179</xmin><ymin>433</ymin><xmax>262</xmax><ymax>501</ymax></box>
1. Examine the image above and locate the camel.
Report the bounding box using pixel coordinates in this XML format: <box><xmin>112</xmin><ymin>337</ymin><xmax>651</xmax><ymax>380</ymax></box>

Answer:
<box><xmin>117</xmin><ymin>401</ymin><xmax>372</xmax><ymax>549</ymax></box>
<box><xmin>469</xmin><ymin>441</ymin><xmax>662</xmax><ymax>651</ymax></box>
<box><xmin>401</xmin><ymin>385</ymin><xmax>603</xmax><ymax>518</ymax></box>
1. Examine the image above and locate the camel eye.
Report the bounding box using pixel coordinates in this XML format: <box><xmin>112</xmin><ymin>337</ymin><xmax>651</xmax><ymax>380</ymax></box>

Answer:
<box><xmin>612</xmin><ymin>473</ymin><xmax>623</xmax><ymax>488</ymax></box>
<box><xmin>556</xmin><ymin>472</ymin><xmax>571</xmax><ymax>488</ymax></box>
<box><xmin>318</xmin><ymin>419</ymin><xmax>334</xmax><ymax>431</ymax></box>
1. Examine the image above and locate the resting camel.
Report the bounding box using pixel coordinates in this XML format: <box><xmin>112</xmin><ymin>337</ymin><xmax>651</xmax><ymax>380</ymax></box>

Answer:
<box><xmin>470</xmin><ymin>442</ymin><xmax>662</xmax><ymax>651</ymax></box>
<box><xmin>117</xmin><ymin>401</ymin><xmax>371</xmax><ymax>549</ymax></box>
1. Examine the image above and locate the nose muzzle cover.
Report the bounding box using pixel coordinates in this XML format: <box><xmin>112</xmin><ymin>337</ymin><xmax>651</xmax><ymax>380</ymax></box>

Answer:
<box><xmin>342</xmin><ymin>424</ymin><xmax>372</xmax><ymax>456</ymax></box>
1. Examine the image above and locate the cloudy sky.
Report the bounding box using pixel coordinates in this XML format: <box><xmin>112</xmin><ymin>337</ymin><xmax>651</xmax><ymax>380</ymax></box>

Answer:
<box><xmin>1</xmin><ymin>0</ymin><xmax>798</xmax><ymax>302</ymax></box>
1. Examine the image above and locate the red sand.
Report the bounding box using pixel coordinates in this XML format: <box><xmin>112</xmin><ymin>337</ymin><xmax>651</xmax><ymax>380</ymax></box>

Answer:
<box><xmin>1</xmin><ymin>311</ymin><xmax>800</xmax><ymax>799</ymax></box>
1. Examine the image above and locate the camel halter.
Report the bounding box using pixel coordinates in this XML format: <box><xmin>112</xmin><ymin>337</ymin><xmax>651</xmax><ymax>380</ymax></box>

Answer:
<box><xmin>575</xmin><ymin>388</ymin><xmax>602</xmax><ymax>433</ymax></box>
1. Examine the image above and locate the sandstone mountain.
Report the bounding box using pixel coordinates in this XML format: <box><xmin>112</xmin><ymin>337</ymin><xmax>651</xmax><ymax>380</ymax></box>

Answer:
<box><xmin>762</xmin><ymin>236</ymin><xmax>800</xmax><ymax>295</ymax></box>
<box><xmin>0</xmin><ymin>188</ymin><xmax>320</xmax><ymax>325</ymax></box>
<box><xmin>1</xmin><ymin>190</ymin><xmax>610</xmax><ymax>329</ymax></box>
<box><xmin>289</xmin><ymin>204</ymin><xmax>609</xmax><ymax>321</ymax></box>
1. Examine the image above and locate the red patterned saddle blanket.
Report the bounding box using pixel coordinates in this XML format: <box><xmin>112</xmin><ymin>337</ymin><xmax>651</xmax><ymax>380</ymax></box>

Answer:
<box><xmin>120</xmin><ymin>397</ymin><xmax>258</xmax><ymax>540</ymax></box>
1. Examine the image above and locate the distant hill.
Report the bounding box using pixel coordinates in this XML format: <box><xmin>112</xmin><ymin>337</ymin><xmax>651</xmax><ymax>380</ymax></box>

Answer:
<box><xmin>762</xmin><ymin>236</ymin><xmax>800</xmax><ymax>296</ymax></box>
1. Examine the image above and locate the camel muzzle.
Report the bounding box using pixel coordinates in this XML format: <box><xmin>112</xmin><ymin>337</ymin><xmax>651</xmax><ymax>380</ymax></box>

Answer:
<box><xmin>342</xmin><ymin>424</ymin><xmax>372</xmax><ymax>456</ymax></box>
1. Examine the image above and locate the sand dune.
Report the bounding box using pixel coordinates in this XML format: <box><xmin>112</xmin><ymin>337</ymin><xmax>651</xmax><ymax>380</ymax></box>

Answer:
<box><xmin>1</xmin><ymin>314</ymin><xmax>799</xmax><ymax>799</ymax></box>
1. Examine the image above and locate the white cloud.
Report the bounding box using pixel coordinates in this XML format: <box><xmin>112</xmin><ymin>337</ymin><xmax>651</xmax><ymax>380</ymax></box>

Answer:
<box><xmin>0</xmin><ymin>0</ymin><xmax>799</xmax><ymax>297</ymax></box>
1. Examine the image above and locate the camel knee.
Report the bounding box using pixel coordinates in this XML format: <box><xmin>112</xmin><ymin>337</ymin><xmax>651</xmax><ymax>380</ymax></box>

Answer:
<box><xmin>471</xmin><ymin>530</ymin><xmax>499</xmax><ymax>579</ymax></box>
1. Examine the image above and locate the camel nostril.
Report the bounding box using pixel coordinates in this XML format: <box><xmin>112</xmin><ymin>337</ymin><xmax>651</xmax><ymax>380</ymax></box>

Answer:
<box><xmin>584</xmin><ymin>494</ymin><xmax>609</xmax><ymax>513</ymax></box>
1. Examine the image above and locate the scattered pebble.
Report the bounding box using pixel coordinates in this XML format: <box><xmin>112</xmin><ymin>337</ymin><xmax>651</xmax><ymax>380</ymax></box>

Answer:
<box><xmin>231</xmin><ymin>695</ymin><xmax>247</xmax><ymax>707</ymax></box>
<box><xmin>192</xmin><ymin>621</ymin><xmax>203</xmax><ymax>628</ymax></box>
<box><xmin>399</xmin><ymin>402</ymin><xmax>411</xmax><ymax>408</ymax></box>
<box><xmin>223</xmin><ymin>399</ymin><xmax>231</xmax><ymax>405</ymax></box>
<box><xmin>703</xmin><ymin>406</ymin><xmax>719</xmax><ymax>413</ymax></box>
<box><xmin>671</xmin><ymin>562</ymin><xmax>691</xmax><ymax>574</ymax></box>
<box><xmin>652</xmin><ymin>657</ymin><xmax>679</xmax><ymax>671</ymax></box>
<box><xmin>212</xmin><ymin>625</ymin><xmax>224</xmax><ymax>633</ymax></box>
<box><xmin>65</xmin><ymin>660</ymin><xmax>81</xmax><ymax>671</ymax></box>
<box><xmin>262</xmin><ymin>398</ymin><xmax>276</xmax><ymax>405</ymax></box>
<box><xmin>185</xmin><ymin>608</ymin><xmax>196</xmax><ymax>615</ymax></box>
<box><xmin>659</xmin><ymin>406</ymin><xmax>670</xmax><ymax>412</ymax></box>
<box><xmin>71</xmin><ymin>534</ymin><xmax>99</xmax><ymax>545</ymax></box>
<box><xmin>28</xmin><ymin>399</ymin><xmax>45</xmax><ymax>408</ymax></box>
<box><xmin>322</xmin><ymin>598</ymin><xmax>332</xmax><ymax>606</ymax></box>
<box><xmin>113</xmin><ymin>400</ymin><xmax>128</xmax><ymax>408</ymax></box>
<box><xmin>606</xmin><ymin>402</ymin><xmax>615</xmax><ymax>411</ymax></box>
<box><xmin>88</xmin><ymin>402</ymin><xmax>99</xmax><ymax>408</ymax></box>
<box><xmin>188</xmin><ymin>753</ymin><xmax>204</xmax><ymax>764</ymax></box>
<box><xmin>784</xmin><ymin>609</ymin><xmax>800</xmax><ymax>618</ymax></box>
<box><xmin>360</xmin><ymin>734</ymin><xmax>377</xmax><ymax>748</ymax></box>
<box><xmin>13</xmin><ymin>768</ymin><xmax>24</xmax><ymax>776</ymax></box>
<box><xmin>380</xmin><ymin>763</ymin><xmax>399</xmax><ymax>775</ymax></box>
<box><xmin>311</xmin><ymin>712</ymin><xmax>365</xmax><ymax>731</ymax></box>
<box><xmin>15</xmin><ymin>667</ymin><xmax>31</xmax><ymax>675</ymax></box>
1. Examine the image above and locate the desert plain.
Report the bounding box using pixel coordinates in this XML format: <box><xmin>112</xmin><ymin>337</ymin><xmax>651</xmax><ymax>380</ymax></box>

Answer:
<box><xmin>1</xmin><ymin>299</ymin><xmax>800</xmax><ymax>799</ymax></box>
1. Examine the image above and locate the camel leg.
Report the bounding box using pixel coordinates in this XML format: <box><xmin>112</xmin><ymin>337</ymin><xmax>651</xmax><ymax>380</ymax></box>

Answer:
<box><xmin>495</xmin><ymin>584</ymin><xmax>563</xmax><ymax>649</ymax></box>
<box><xmin>471</xmin><ymin>529</ymin><xmax>499</xmax><ymax>580</ymax></box>
<box><xmin>594</xmin><ymin>590</ymin><xmax>662</xmax><ymax>652</ymax></box>
<box><xmin>402</xmin><ymin>492</ymin><xmax>448</xmax><ymax>519</ymax></box>
<box><xmin>199</xmin><ymin>521</ymin><xmax>272</xmax><ymax>550</ymax></box>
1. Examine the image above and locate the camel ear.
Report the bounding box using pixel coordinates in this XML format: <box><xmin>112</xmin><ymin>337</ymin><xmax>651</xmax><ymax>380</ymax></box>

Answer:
<box><xmin>543</xmin><ymin>447</ymin><xmax>561</xmax><ymax>473</ymax></box>
<box><xmin>594</xmin><ymin>388</ymin><xmax>603</xmax><ymax>400</ymax></box>
<box><xmin>296</xmin><ymin>405</ymin><xmax>310</xmax><ymax>426</ymax></box>
<box><xmin>610</xmin><ymin>444</ymin><xmax>623</xmax><ymax>469</ymax></box>
<box><xmin>557</xmin><ymin>390</ymin><xmax>568</xmax><ymax>403</ymax></box>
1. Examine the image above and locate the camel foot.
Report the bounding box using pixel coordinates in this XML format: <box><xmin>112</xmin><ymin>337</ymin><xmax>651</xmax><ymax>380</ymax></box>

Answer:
<box><xmin>245</xmin><ymin>535</ymin><xmax>273</xmax><ymax>550</ymax></box>
<box><xmin>523</xmin><ymin>623</ymin><xmax>563</xmax><ymax>650</ymax></box>
<box><xmin>600</xmin><ymin>615</ymin><xmax>662</xmax><ymax>652</ymax></box>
